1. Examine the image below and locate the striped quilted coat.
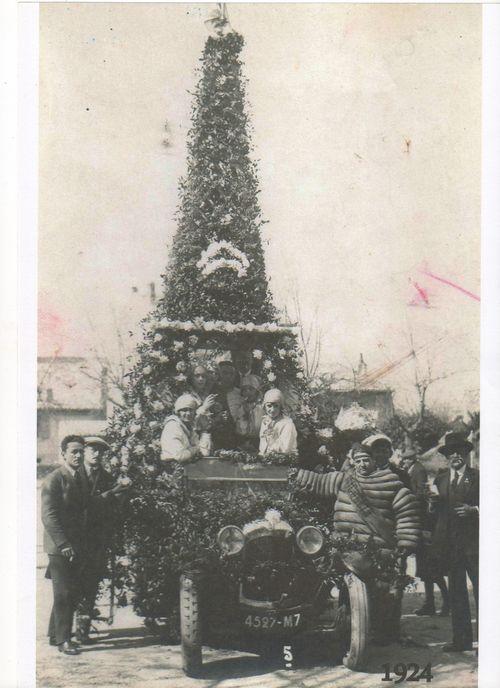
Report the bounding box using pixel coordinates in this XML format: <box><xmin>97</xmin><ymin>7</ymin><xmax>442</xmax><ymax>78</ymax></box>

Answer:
<box><xmin>295</xmin><ymin>467</ymin><xmax>421</xmax><ymax>551</ymax></box>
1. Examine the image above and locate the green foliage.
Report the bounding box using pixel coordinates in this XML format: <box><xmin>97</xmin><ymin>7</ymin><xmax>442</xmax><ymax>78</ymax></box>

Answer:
<box><xmin>110</xmin><ymin>471</ymin><xmax>331</xmax><ymax>639</ymax></box>
<box><xmin>383</xmin><ymin>411</ymin><xmax>449</xmax><ymax>453</ymax></box>
<box><xmin>161</xmin><ymin>32</ymin><xmax>275</xmax><ymax>323</ymax></box>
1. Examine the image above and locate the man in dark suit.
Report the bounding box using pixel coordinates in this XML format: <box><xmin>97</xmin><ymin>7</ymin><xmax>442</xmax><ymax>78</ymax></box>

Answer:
<box><xmin>75</xmin><ymin>436</ymin><xmax>128</xmax><ymax>643</ymax></box>
<box><xmin>41</xmin><ymin>435</ymin><xmax>86</xmax><ymax>655</ymax></box>
<box><xmin>430</xmin><ymin>432</ymin><xmax>479</xmax><ymax>652</ymax></box>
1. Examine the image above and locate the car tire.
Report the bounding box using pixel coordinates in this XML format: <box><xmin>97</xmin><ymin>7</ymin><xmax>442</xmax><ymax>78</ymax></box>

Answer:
<box><xmin>180</xmin><ymin>573</ymin><xmax>202</xmax><ymax>677</ymax></box>
<box><xmin>342</xmin><ymin>572</ymin><xmax>370</xmax><ymax>670</ymax></box>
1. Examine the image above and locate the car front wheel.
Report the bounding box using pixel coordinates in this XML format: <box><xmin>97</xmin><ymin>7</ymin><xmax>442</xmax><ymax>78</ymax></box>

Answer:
<box><xmin>341</xmin><ymin>572</ymin><xmax>370</xmax><ymax>670</ymax></box>
<box><xmin>180</xmin><ymin>573</ymin><xmax>203</xmax><ymax>677</ymax></box>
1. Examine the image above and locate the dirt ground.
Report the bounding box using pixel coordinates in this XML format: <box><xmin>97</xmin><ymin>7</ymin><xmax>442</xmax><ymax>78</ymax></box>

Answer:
<box><xmin>36</xmin><ymin>560</ymin><xmax>478</xmax><ymax>688</ymax></box>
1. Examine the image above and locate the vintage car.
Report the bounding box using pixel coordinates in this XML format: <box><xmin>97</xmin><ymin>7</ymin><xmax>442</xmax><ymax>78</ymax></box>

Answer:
<box><xmin>179</xmin><ymin>459</ymin><xmax>370</xmax><ymax>676</ymax></box>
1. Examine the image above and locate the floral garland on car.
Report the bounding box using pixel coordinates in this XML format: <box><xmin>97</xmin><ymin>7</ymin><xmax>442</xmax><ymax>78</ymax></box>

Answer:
<box><xmin>213</xmin><ymin>449</ymin><xmax>297</xmax><ymax>466</ymax></box>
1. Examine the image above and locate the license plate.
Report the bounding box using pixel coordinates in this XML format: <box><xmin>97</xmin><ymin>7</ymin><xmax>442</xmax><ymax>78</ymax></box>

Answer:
<box><xmin>243</xmin><ymin>612</ymin><xmax>301</xmax><ymax>630</ymax></box>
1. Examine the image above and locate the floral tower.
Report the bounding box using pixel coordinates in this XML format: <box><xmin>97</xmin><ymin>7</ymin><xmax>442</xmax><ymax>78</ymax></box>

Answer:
<box><xmin>105</xmin><ymin>11</ymin><xmax>312</xmax><ymax>633</ymax></box>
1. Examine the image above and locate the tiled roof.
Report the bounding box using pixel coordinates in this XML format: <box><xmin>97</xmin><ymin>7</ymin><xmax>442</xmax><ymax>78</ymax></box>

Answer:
<box><xmin>37</xmin><ymin>357</ymin><xmax>103</xmax><ymax>411</ymax></box>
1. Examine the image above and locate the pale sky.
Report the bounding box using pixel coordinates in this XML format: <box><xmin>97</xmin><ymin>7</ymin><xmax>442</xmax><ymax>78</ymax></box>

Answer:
<box><xmin>38</xmin><ymin>3</ymin><xmax>481</xmax><ymax>414</ymax></box>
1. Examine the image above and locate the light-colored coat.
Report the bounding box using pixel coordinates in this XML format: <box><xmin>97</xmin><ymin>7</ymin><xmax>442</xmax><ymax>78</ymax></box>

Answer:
<box><xmin>160</xmin><ymin>414</ymin><xmax>200</xmax><ymax>462</ymax></box>
<box><xmin>259</xmin><ymin>414</ymin><xmax>298</xmax><ymax>455</ymax></box>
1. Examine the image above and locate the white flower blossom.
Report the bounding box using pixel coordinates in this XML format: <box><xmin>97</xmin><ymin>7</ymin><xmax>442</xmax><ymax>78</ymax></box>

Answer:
<box><xmin>318</xmin><ymin>445</ymin><xmax>329</xmax><ymax>456</ymax></box>
<box><xmin>143</xmin><ymin>365</ymin><xmax>152</xmax><ymax>375</ymax></box>
<box><xmin>110</xmin><ymin>457</ymin><xmax>120</xmax><ymax>467</ymax></box>
<box><xmin>173</xmin><ymin>340</ymin><xmax>184</xmax><ymax>350</ymax></box>
<box><xmin>154</xmin><ymin>333</ymin><xmax>162</xmax><ymax>342</ymax></box>
<box><xmin>129</xmin><ymin>422</ymin><xmax>141</xmax><ymax>434</ymax></box>
<box><xmin>296</xmin><ymin>372</ymin><xmax>304</xmax><ymax>379</ymax></box>
<box><xmin>317</xmin><ymin>427</ymin><xmax>334</xmax><ymax>439</ymax></box>
<box><xmin>267</xmin><ymin>372</ymin><xmax>276</xmax><ymax>382</ymax></box>
<box><xmin>135</xmin><ymin>444</ymin><xmax>145</xmax><ymax>455</ymax></box>
<box><xmin>118</xmin><ymin>475</ymin><xmax>132</xmax><ymax>486</ymax></box>
<box><xmin>144</xmin><ymin>386</ymin><xmax>152</xmax><ymax>397</ymax></box>
<box><xmin>196</xmin><ymin>240</ymin><xmax>250</xmax><ymax>278</ymax></box>
<box><xmin>278</xmin><ymin>349</ymin><xmax>286</xmax><ymax>358</ymax></box>
<box><xmin>152</xmin><ymin>401</ymin><xmax>164</xmax><ymax>412</ymax></box>
<box><xmin>175</xmin><ymin>373</ymin><xmax>187</xmax><ymax>383</ymax></box>
<box><xmin>252</xmin><ymin>349</ymin><xmax>263</xmax><ymax>359</ymax></box>
<box><xmin>263</xmin><ymin>359</ymin><xmax>273</xmax><ymax>370</ymax></box>
<box><xmin>335</xmin><ymin>403</ymin><xmax>379</xmax><ymax>431</ymax></box>
<box><xmin>176</xmin><ymin>361</ymin><xmax>187</xmax><ymax>372</ymax></box>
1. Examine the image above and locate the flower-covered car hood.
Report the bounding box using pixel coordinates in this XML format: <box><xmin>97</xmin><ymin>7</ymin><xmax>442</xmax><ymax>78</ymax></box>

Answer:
<box><xmin>242</xmin><ymin>509</ymin><xmax>294</xmax><ymax>542</ymax></box>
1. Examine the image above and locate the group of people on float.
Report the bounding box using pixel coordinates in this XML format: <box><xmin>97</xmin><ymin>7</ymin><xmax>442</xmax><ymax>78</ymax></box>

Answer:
<box><xmin>160</xmin><ymin>359</ymin><xmax>298</xmax><ymax>463</ymax></box>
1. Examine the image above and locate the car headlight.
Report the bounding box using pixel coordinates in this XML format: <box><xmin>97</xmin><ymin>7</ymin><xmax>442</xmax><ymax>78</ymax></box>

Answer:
<box><xmin>296</xmin><ymin>526</ymin><xmax>324</xmax><ymax>555</ymax></box>
<box><xmin>217</xmin><ymin>525</ymin><xmax>245</xmax><ymax>555</ymax></box>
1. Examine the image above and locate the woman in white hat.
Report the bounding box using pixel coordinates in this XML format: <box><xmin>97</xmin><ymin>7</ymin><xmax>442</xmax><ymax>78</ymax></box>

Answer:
<box><xmin>259</xmin><ymin>388</ymin><xmax>298</xmax><ymax>456</ymax></box>
<box><xmin>160</xmin><ymin>394</ymin><xmax>202</xmax><ymax>463</ymax></box>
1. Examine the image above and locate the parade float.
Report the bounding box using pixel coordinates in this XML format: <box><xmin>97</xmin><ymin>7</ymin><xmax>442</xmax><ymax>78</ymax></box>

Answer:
<box><xmin>104</xmin><ymin>8</ymin><xmax>408</xmax><ymax>675</ymax></box>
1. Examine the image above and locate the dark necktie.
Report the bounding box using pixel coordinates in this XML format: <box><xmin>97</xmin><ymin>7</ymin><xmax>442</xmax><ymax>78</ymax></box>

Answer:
<box><xmin>451</xmin><ymin>471</ymin><xmax>459</xmax><ymax>492</ymax></box>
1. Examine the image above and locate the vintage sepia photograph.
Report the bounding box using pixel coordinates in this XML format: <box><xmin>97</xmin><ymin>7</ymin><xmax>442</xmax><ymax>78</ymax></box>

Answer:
<box><xmin>35</xmin><ymin>3</ymin><xmax>482</xmax><ymax>686</ymax></box>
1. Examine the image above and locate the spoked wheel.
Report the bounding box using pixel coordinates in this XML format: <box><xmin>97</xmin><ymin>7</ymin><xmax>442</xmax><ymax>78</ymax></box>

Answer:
<box><xmin>338</xmin><ymin>572</ymin><xmax>370</xmax><ymax>670</ymax></box>
<box><xmin>180</xmin><ymin>574</ymin><xmax>203</xmax><ymax>677</ymax></box>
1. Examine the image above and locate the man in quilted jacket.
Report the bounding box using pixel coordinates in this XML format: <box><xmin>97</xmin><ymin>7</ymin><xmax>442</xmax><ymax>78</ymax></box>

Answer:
<box><xmin>295</xmin><ymin>444</ymin><xmax>422</xmax><ymax>643</ymax></box>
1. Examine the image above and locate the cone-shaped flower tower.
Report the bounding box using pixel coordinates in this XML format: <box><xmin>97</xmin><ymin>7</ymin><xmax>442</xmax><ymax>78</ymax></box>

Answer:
<box><xmin>162</xmin><ymin>32</ymin><xmax>275</xmax><ymax>324</ymax></box>
<box><xmin>105</xmin><ymin>20</ymin><xmax>312</xmax><ymax>632</ymax></box>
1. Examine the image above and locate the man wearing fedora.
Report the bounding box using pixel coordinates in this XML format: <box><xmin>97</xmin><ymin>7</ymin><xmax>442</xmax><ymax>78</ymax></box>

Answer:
<box><xmin>75</xmin><ymin>436</ymin><xmax>128</xmax><ymax>643</ymax></box>
<box><xmin>430</xmin><ymin>432</ymin><xmax>479</xmax><ymax>652</ymax></box>
<box><xmin>401</xmin><ymin>446</ymin><xmax>450</xmax><ymax>617</ymax></box>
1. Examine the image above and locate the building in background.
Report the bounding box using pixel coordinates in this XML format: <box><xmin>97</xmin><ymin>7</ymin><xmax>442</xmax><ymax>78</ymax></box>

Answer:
<box><xmin>328</xmin><ymin>385</ymin><xmax>395</xmax><ymax>426</ymax></box>
<box><xmin>37</xmin><ymin>356</ymin><xmax>108</xmax><ymax>464</ymax></box>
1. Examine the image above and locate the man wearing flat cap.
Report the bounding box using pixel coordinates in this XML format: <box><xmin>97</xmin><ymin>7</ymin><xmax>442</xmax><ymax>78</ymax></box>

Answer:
<box><xmin>429</xmin><ymin>432</ymin><xmax>479</xmax><ymax>652</ymax></box>
<box><xmin>75</xmin><ymin>436</ymin><xmax>128</xmax><ymax>643</ymax></box>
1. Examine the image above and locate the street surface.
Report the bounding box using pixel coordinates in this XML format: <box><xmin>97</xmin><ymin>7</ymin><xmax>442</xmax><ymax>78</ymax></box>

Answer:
<box><xmin>37</xmin><ymin>559</ymin><xmax>477</xmax><ymax>687</ymax></box>
<box><xmin>36</xmin><ymin>486</ymin><xmax>477</xmax><ymax>687</ymax></box>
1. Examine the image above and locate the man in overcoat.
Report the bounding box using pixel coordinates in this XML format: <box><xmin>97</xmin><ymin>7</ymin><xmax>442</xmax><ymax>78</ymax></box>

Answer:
<box><xmin>75</xmin><ymin>436</ymin><xmax>127</xmax><ymax>643</ymax></box>
<box><xmin>430</xmin><ymin>432</ymin><xmax>479</xmax><ymax>652</ymax></box>
<box><xmin>41</xmin><ymin>434</ymin><xmax>86</xmax><ymax>655</ymax></box>
<box><xmin>401</xmin><ymin>447</ymin><xmax>450</xmax><ymax>616</ymax></box>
